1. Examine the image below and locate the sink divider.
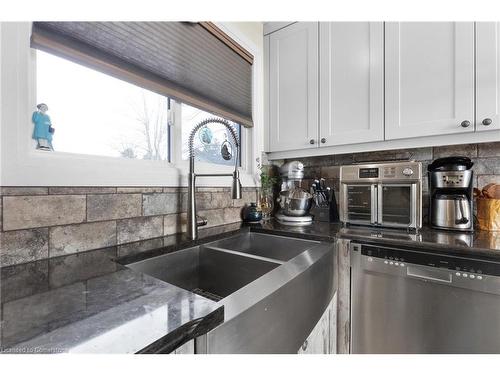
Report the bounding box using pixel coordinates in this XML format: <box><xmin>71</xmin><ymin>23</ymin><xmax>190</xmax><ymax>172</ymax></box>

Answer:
<box><xmin>200</xmin><ymin>245</ymin><xmax>286</xmax><ymax>265</ymax></box>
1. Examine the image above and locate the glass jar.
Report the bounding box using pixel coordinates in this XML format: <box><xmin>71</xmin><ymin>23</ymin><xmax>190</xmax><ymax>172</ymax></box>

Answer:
<box><xmin>258</xmin><ymin>188</ymin><xmax>274</xmax><ymax>220</ymax></box>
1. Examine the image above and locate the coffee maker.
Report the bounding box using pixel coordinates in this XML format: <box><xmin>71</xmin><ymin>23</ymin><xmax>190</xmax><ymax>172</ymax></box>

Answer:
<box><xmin>428</xmin><ymin>157</ymin><xmax>474</xmax><ymax>232</ymax></box>
<box><xmin>275</xmin><ymin>161</ymin><xmax>314</xmax><ymax>225</ymax></box>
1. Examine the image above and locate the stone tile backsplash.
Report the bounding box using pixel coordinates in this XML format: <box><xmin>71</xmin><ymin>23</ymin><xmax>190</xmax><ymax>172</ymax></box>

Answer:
<box><xmin>0</xmin><ymin>187</ymin><xmax>257</xmax><ymax>267</ymax></box>
<box><xmin>280</xmin><ymin>141</ymin><xmax>500</xmax><ymax>224</ymax></box>
<box><xmin>2</xmin><ymin>141</ymin><xmax>499</xmax><ymax>267</ymax></box>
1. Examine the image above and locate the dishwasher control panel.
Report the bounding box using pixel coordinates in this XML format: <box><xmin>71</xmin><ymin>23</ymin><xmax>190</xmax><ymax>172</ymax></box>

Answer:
<box><xmin>361</xmin><ymin>244</ymin><xmax>500</xmax><ymax>277</ymax></box>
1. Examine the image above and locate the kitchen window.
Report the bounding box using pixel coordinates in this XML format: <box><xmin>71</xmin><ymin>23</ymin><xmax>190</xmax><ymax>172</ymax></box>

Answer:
<box><xmin>180</xmin><ymin>104</ymin><xmax>242</xmax><ymax>167</ymax></box>
<box><xmin>1</xmin><ymin>22</ymin><xmax>259</xmax><ymax>186</ymax></box>
<box><xmin>36</xmin><ymin>49</ymin><xmax>243</xmax><ymax>167</ymax></box>
<box><xmin>36</xmin><ymin>50</ymin><xmax>172</xmax><ymax>161</ymax></box>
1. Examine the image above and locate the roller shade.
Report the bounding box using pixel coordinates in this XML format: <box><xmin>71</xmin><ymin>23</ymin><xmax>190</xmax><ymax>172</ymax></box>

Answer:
<box><xmin>31</xmin><ymin>22</ymin><xmax>253</xmax><ymax>127</ymax></box>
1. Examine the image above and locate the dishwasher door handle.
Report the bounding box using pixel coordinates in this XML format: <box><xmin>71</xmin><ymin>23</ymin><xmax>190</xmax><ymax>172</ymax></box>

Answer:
<box><xmin>406</xmin><ymin>266</ymin><xmax>452</xmax><ymax>284</ymax></box>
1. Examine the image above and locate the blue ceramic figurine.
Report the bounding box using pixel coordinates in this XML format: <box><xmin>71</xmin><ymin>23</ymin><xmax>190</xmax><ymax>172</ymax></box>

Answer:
<box><xmin>32</xmin><ymin>103</ymin><xmax>54</xmax><ymax>151</ymax></box>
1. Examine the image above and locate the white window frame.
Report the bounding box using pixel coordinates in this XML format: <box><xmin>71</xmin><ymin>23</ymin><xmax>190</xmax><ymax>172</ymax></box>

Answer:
<box><xmin>0</xmin><ymin>22</ymin><xmax>263</xmax><ymax>187</ymax></box>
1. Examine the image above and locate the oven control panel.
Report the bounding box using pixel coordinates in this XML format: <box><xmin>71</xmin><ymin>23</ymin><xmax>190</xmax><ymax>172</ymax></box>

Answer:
<box><xmin>340</xmin><ymin>162</ymin><xmax>422</xmax><ymax>182</ymax></box>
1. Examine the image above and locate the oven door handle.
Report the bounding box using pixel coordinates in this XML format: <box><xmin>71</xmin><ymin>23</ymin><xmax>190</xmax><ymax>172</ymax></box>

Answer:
<box><xmin>377</xmin><ymin>184</ymin><xmax>383</xmax><ymax>225</ymax></box>
<box><xmin>370</xmin><ymin>185</ymin><xmax>377</xmax><ymax>224</ymax></box>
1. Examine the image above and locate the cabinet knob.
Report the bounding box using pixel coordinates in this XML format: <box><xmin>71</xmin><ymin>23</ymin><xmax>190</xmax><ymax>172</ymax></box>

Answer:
<box><xmin>320</xmin><ymin>138</ymin><xmax>326</xmax><ymax>144</ymax></box>
<box><xmin>460</xmin><ymin>120</ymin><xmax>471</xmax><ymax>128</ymax></box>
<box><xmin>309</xmin><ymin>139</ymin><xmax>315</xmax><ymax>145</ymax></box>
<box><xmin>482</xmin><ymin>118</ymin><xmax>493</xmax><ymax>126</ymax></box>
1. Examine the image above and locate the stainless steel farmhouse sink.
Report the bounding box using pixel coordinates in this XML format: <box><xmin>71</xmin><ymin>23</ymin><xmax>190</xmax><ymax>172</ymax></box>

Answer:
<box><xmin>207</xmin><ymin>232</ymin><xmax>319</xmax><ymax>262</ymax></box>
<box><xmin>126</xmin><ymin>231</ymin><xmax>336</xmax><ymax>353</ymax></box>
<box><xmin>126</xmin><ymin>244</ymin><xmax>281</xmax><ymax>301</ymax></box>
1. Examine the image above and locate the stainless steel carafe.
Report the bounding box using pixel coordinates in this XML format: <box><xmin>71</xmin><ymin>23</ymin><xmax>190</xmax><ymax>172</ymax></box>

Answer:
<box><xmin>428</xmin><ymin>157</ymin><xmax>474</xmax><ymax>232</ymax></box>
<box><xmin>431</xmin><ymin>193</ymin><xmax>472</xmax><ymax>230</ymax></box>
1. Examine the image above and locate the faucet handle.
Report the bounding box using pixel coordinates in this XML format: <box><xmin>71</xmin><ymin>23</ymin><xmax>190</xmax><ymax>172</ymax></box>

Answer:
<box><xmin>196</xmin><ymin>215</ymin><xmax>208</xmax><ymax>227</ymax></box>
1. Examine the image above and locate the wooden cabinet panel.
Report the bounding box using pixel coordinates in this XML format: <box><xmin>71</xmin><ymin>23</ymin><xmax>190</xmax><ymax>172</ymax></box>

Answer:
<box><xmin>476</xmin><ymin>22</ymin><xmax>500</xmax><ymax>133</ymax></box>
<box><xmin>269</xmin><ymin>22</ymin><xmax>319</xmax><ymax>152</ymax></box>
<box><xmin>319</xmin><ymin>22</ymin><xmax>384</xmax><ymax>146</ymax></box>
<box><xmin>385</xmin><ymin>22</ymin><xmax>475</xmax><ymax>140</ymax></box>
<box><xmin>297</xmin><ymin>294</ymin><xmax>337</xmax><ymax>354</ymax></box>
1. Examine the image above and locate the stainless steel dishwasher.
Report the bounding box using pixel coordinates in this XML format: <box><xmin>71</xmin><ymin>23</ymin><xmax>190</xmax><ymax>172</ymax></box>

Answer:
<box><xmin>350</xmin><ymin>242</ymin><xmax>500</xmax><ymax>353</ymax></box>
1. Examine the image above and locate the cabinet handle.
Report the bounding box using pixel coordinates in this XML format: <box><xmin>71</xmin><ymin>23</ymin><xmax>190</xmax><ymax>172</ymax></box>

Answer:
<box><xmin>460</xmin><ymin>120</ymin><xmax>471</xmax><ymax>128</ymax></box>
<box><xmin>309</xmin><ymin>139</ymin><xmax>315</xmax><ymax>145</ymax></box>
<box><xmin>301</xmin><ymin>340</ymin><xmax>308</xmax><ymax>351</ymax></box>
<box><xmin>320</xmin><ymin>138</ymin><xmax>326</xmax><ymax>144</ymax></box>
<box><xmin>482</xmin><ymin>118</ymin><xmax>493</xmax><ymax>126</ymax></box>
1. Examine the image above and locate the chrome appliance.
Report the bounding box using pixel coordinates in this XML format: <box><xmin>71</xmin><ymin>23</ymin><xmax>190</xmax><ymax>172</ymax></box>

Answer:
<box><xmin>350</xmin><ymin>242</ymin><xmax>500</xmax><ymax>353</ymax></box>
<box><xmin>428</xmin><ymin>157</ymin><xmax>474</xmax><ymax>232</ymax></box>
<box><xmin>276</xmin><ymin>161</ymin><xmax>313</xmax><ymax>224</ymax></box>
<box><xmin>340</xmin><ymin>161</ymin><xmax>422</xmax><ymax>230</ymax></box>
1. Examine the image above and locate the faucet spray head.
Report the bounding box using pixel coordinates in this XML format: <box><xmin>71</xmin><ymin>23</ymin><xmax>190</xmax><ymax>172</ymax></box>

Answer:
<box><xmin>232</xmin><ymin>170</ymin><xmax>242</xmax><ymax>199</ymax></box>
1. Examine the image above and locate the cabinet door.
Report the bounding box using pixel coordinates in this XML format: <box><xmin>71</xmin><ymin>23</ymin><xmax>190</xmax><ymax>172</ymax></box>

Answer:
<box><xmin>476</xmin><ymin>22</ymin><xmax>500</xmax><ymax>133</ymax></box>
<box><xmin>319</xmin><ymin>22</ymin><xmax>384</xmax><ymax>146</ymax></box>
<box><xmin>385</xmin><ymin>22</ymin><xmax>475</xmax><ymax>140</ymax></box>
<box><xmin>297</xmin><ymin>296</ymin><xmax>336</xmax><ymax>354</ymax></box>
<box><xmin>269</xmin><ymin>22</ymin><xmax>319</xmax><ymax>152</ymax></box>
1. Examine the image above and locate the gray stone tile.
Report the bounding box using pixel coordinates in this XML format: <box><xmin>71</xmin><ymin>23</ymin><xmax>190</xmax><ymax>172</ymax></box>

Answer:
<box><xmin>477</xmin><ymin>142</ymin><xmax>500</xmax><ymax>158</ymax></box>
<box><xmin>163</xmin><ymin>213</ymin><xmax>186</xmax><ymax>236</ymax></box>
<box><xmin>117</xmin><ymin>237</ymin><xmax>164</xmax><ymax>258</ymax></box>
<box><xmin>1</xmin><ymin>283</ymin><xmax>85</xmax><ymax>347</ymax></box>
<box><xmin>472</xmin><ymin>158</ymin><xmax>500</xmax><ymax>175</ymax></box>
<box><xmin>48</xmin><ymin>248</ymin><xmax>118</xmax><ymax>288</ymax></box>
<box><xmin>1</xmin><ymin>260</ymin><xmax>49</xmax><ymax>302</ymax></box>
<box><xmin>116</xmin><ymin>187</ymin><xmax>163</xmax><ymax>193</ymax></box>
<box><xmin>0</xmin><ymin>228</ymin><xmax>49</xmax><ymax>266</ymax></box>
<box><xmin>477</xmin><ymin>174</ymin><xmax>500</xmax><ymax>188</ymax></box>
<box><xmin>233</xmin><ymin>190</ymin><xmax>258</xmax><ymax>208</ymax></box>
<box><xmin>433</xmin><ymin>144</ymin><xmax>477</xmax><ymax>159</ymax></box>
<box><xmin>1</xmin><ymin>187</ymin><xmax>48</xmax><ymax>196</ymax></box>
<box><xmin>321</xmin><ymin>166</ymin><xmax>340</xmax><ymax>179</ymax></box>
<box><xmin>197</xmin><ymin>187</ymin><xmax>226</xmax><ymax>192</ymax></box>
<box><xmin>210</xmin><ymin>192</ymin><xmax>233</xmax><ymax>209</ymax></box>
<box><xmin>303</xmin><ymin>166</ymin><xmax>322</xmax><ymax>179</ymax></box>
<box><xmin>198</xmin><ymin>209</ymin><xmax>225</xmax><ymax>228</ymax></box>
<box><xmin>3</xmin><ymin>195</ymin><xmax>86</xmax><ymax>230</ymax></box>
<box><xmin>49</xmin><ymin>221</ymin><xmax>117</xmax><ymax>257</ymax></box>
<box><xmin>334</xmin><ymin>153</ymin><xmax>355</xmax><ymax>165</ymax></box>
<box><xmin>223</xmin><ymin>207</ymin><xmax>243</xmax><ymax>224</ymax></box>
<box><xmin>87</xmin><ymin>194</ymin><xmax>141</xmax><ymax>222</ymax></box>
<box><xmin>116</xmin><ymin>216</ymin><xmax>163</xmax><ymax>244</ymax></box>
<box><xmin>48</xmin><ymin>187</ymin><xmax>116</xmax><ymax>195</ymax></box>
<box><xmin>142</xmin><ymin>193</ymin><xmax>181</xmax><ymax>216</ymax></box>
<box><xmin>353</xmin><ymin>147</ymin><xmax>432</xmax><ymax>163</ymax></box>
<box><xmin>163</xmin><ymin>187</ymin><xmax>185</xmax><ymax>193</ymax></box>
<box><xmin>192</xmin><ymin>192</ymin><xmax>212</xmax><ymax>211</ymax></box>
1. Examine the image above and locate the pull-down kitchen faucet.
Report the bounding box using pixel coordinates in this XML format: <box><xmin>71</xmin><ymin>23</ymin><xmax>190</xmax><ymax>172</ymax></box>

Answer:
<box><xmin>187</xmin><ymin>118</ymin><xmax>241</xmax><ymax>240</ymax></box>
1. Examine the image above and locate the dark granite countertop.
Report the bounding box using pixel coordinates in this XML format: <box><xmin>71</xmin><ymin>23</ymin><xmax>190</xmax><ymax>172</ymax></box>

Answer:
<box><xmin>2</xmin><ymin>219</ymin><xmax>500</xmax><ymax>354</ymax></box>
<box><xmin>254</xmin><ymin>220</ymin><xmax>500</xmax><ymax>261</ymax></box>
<box><xmin>0</xmin><ymin>246</ymin><xmax>223</xmax><ymax>354</ymax></box>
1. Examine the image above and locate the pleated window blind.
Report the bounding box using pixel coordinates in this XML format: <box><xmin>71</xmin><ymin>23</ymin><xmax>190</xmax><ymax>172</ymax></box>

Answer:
<box><xmin>31</xmin><ymin>22</ymin><xmax>253</xmax><ymax>127</ymax></box>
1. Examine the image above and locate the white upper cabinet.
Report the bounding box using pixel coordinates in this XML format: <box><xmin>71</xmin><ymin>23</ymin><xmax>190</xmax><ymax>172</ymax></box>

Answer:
<box><xmin>319</xmin><ymin>22</ymin><xmax>384</xmax><ymax>146</ymax></box>
<box><xmin>385</xmin><ymin>22</ymin><xmax>475</xmax><ymax>140</ymax></box>
<box><xmin>268</xmin><ymin>22</ymin><xmax>319</xmax><ymax>152</ymax></box>
<box><xmin>476</xmin><ymin>22</ymin><xmax>500</xmax><ymax>133</ymax></box>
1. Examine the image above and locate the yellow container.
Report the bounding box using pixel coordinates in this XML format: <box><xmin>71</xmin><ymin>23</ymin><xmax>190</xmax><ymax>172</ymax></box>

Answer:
<box><xmin>476</xmin><ymin>197</ymin><xmax>500</xmax><ymax>232</ymax></box>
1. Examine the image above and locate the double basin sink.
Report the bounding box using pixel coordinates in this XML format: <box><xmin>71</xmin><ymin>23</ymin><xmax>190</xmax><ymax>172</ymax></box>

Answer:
<box><xmin>126</xmin><ymin>231</ymin><xmax>335</xmax><ymax>353</ymax></box>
